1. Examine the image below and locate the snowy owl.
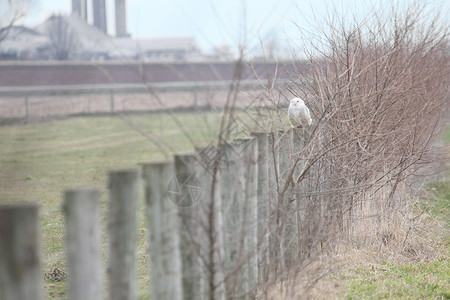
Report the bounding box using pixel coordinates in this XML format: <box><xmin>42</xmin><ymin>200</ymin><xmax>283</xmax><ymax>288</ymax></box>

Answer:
<box><xmin>288</xmin><ymin>97</ymin><xmax>312</xmax><ymax>128</ymax></box>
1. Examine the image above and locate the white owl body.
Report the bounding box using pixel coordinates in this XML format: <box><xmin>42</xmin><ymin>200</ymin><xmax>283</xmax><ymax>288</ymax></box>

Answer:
<box><xmin>288</xmin><ymin>97</ymin><xmax>312</xmax><ymax>127</ymax></box>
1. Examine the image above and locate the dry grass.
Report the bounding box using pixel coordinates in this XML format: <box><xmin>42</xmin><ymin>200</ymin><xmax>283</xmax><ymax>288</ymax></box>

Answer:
<box><xmin>266</xmin><ymin>126</ymin><xmax>450</xmax><ymax>299</ymax></box>
<box><xmin>266</xmin><ymin>197</ymin><xmax>449</xmax><ymax>299</ymax></box>
<box><xmin>0</xmin><ymin>89</ymin><xmax>267</xmax><ymax>119</ymax></box>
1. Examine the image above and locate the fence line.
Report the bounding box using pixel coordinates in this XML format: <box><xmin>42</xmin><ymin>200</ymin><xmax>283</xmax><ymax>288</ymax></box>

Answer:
<box><xmin>0</xmin><ymin>80</ymin><xmax>285</xmax><ymax>97</ymax></box>
<box><xmin>0</xmin><ymin>128</ymin><xmax>332</xmax><ymax>300</ymax></box>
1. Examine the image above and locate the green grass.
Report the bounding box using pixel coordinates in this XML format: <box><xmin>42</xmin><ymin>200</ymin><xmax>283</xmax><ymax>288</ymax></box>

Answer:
<box><xmin>342</xmin><ymin>125</ymin><xmax>450</xmax><ymax>300</ymax></box>
<box><xmin>45</xmin><ymin>281</ymin><xmax>67</xmax><ymax>298</ymax></box>
<box><xmin>342</xmin><ymin>195</ymin><xmax>450</xmax><ymax>299</ymax></box>
<box><xmin>443</xmin><ymin>125</ymin><xmax>450</xmax><ymax>144</ymax></box>
<box><xmin>0</xmin><ymin>110</ymin><xmax>263</xmax><ymax>299</ymax></box>
<box><xmin>342</xmin><ymin>207</ymin><xmax>450</xmax><ymax>300</ymax></box>
<box><xmin>345</xmin><ymin>258</ymin><xmax>450</xmax><ymax>299</ymax></box>
<box><xmin>426</xmin><ymin>181</ymin><xmax>450</xmax><ymax>229</ymax></box>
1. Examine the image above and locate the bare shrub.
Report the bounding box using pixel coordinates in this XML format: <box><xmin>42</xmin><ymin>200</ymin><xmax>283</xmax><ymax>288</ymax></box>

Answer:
<box><xmin>256</xmin><ymin>3</ymin><xmax>448</xmax><ymax>297</ymax></box>
<box><xmin>47</xmin><ymin>15</ymin><xmax>79</xmax><ymax>60</ymax></box>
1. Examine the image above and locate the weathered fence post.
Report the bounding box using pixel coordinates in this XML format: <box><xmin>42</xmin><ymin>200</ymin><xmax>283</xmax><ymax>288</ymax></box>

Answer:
<box><xmin>292</xmin><ymin>128</ymin><xmax>306</xmax><ymax>255</ymax></box>
<box><xmin>193</xmin><ymin>89</ymin><xmax>198</xmax><ymax>109</ymax></box>
<box><xmin>0</xmin><ymin>204</ymin><xmax>43</xmax><ymax>300</ymax></box>
<box><xmin>174</xmin><ymin>154</ymin><xmax>204</xmax><ymax>300</ymax></box>
<box><xmin>280</xmin><ymin>129</ymin><xmax>301</xmax><ymax>266</ymax></box>
<box><xmin>142</xmin><ymin>161</ymin><xmax>183</xmax><ymax>300</ymax></box>
<box><xmin>218</xmin><ymin>138</ymin><xmax>259</xmax><ymax>299</ymax></box>
<box><xmin>277</xmin><ymin>130</ymin><xmax>293</xmax><ymax>187</ymax></box>
<box><xmin>267</xmin><ymin>132</ymin><xmax>280</xmax><ymax>275</ymax></box>
<box><xmin>218</xmin><ymin>142</ymin><xmax>239</xmax><ymax>296</ymax></box>
<box><xmin>108</xmin><ymin>169</ymin><xmax>139</xmax><ymax>300</ymax></box>
<box><xmin>292</xmin><ymin>127</ymin><xmax>320</xmax><ymax>255</ymax></box>
<box><xmin>25</xmin><ymin>96</ymin><xmax>29</xmax><ymax>122</ymax></box>
<box><xmin>234</xmin><ymin>137</ymin><xmax>259</xmax><ymax>299</ymax></box>
<box><xmin>251</xmin><ymin>132</ymin><xmax>270</xmax><ymax>284</ymax></box>
<box><xmin>196</xmin><ymin>146</ymin><xmax>226</xmax><ymax>300</ymax></box>
<box><xmin>63</xmin><ymin>188</ymin><xmax>103</xmax><ymax>300</ymax></box>
<box><xmin>110</xmin><ymin>90</ymin><xmax>115</xmax><ymax>113</ymax></box>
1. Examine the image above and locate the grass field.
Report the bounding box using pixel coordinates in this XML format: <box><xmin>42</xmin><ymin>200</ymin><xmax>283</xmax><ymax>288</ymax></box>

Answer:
<box><xmin>0</xmin><ymin>109</ymin><xmax>265</xmax><ymax>298</ymax></box>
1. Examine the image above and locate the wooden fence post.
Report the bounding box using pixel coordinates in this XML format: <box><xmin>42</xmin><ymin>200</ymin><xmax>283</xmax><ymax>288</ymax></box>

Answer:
<box><xmin>278</xmin><ymin>130</ymin><xmax>299</xmax><ymax>266</ymax></box>
<box><xmin>266</xmin><ymin>131</ymin><xmax>283</xmax><ymax>275</ymax></box>
<box><xmin>277</xmin><ymin>130</ymin><xmax>293</xmax><ymax>188</ymax></box>
<box><xmin>0</xmin><ymin>204</ymin><xmax>43</xmax><ymax>300</ymax></box>
<box><xmin>142</xmin><ymin>162</ymin><xmax>183</xmax><ymax>300</ymax></box>
<box><xmin>234</xmin><ymin>137</ymin><xmax>258</xmax><ymax>299</ymax></box>
<box><xmin>25</xmin><ymin>96</ymin><xmax>29</xmax><ymax>122</ymax></box>
<box><xmin>193</xmin><ymin>89</ymin><xmax>198</xmax><ymax>110</ymax></box>
<box><xmin>174</xmin><ymin>154</ymin><xmax>204</xmax><ymax>300</ymax></box>
<box><xmin>251</xmin><ymin>132</ymin><xmax>270</xmax><ymax>284</ymax></box>
<box><xmin>63</xmin><ymin>188</ymin><xmax>103</xmax><ymax>300</ymax></box>
<box><xmin>292</xmin><ymin>128</ymin><xmax>306</xmax><ymax>255</ymax></box>
<box><xmin>219</xmin><ymin>142</ymin><xmax>240</xmax><ymax>297</ymax></box>
<box><xmin>110</xmin><ymin>90</ymin><xmax>115</xmax><ymax>113</ymax></box>
<box><xmin>196</xmin><ymin>146</ymin><xmax>226</xmax><ymax>300</ymax></box>
<box><xmin>219</xmin><ymin>138</ymin><xmax>258</xmax><ymax>299</ymax></box>
<box><xmin>108</xmin><ymin>169</ymin><xmax>139</xmax><ymax>300</ymax></box>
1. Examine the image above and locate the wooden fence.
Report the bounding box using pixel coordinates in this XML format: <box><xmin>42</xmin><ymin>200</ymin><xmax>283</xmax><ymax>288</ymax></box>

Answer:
<box><xmin>0</xmin><ymin>128</ymin><xmax>329</xmax><ymax>300</ymax></box>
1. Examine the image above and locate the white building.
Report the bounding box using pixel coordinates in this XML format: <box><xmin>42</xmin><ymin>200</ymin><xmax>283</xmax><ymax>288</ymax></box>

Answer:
<box><xmin>0</xmin><ymin>8</ymin><xmax>204</xmax><ymax>61</ymax></box>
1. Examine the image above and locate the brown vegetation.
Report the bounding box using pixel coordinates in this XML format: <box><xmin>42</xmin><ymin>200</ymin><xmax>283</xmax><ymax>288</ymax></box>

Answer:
<box><xmin>257</xmin><ymin>3</ymin><xmax>449</xmax><ymax>298</ymax></box>
<box><xmin>195</xmin><ymin>3</ymin><xmax>449</xmax><ymax>298</ymax></box>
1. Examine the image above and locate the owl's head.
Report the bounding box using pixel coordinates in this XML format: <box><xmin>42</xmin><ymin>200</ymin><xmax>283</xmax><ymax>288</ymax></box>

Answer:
<box><xmin>290</xmin><ymin>97</ymin><xmax>304</xmax><ymax>106</ymax></box>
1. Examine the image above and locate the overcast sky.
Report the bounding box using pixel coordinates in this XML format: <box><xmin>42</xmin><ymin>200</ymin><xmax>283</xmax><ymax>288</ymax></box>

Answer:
<box><xmin>23</xmin><ymin>0</ymin><xmax>449</xmax><ymax>53</ymax></box>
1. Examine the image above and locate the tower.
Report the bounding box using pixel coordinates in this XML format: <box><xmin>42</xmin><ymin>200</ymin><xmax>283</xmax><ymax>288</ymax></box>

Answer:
<box><xmin>115</xmin><ymin>0</ymin><xmax>130</xmax><ymax>37</ymax></box>
<box><xmin>71</xmin><ymin>0</ymin><xmax>87</xmax><ymax>21</ymax></box>
<box><xmin>93</xmin><ymin>0</ymin><xmax>107</xmax><ymax>34</ymax></box>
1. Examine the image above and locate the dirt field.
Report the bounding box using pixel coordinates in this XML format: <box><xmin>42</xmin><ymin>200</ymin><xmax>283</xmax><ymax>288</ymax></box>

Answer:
<box><xmin>0</xmin><ymin>88</ymin><xmax>285</xmax><ymax>121</ymax></box>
